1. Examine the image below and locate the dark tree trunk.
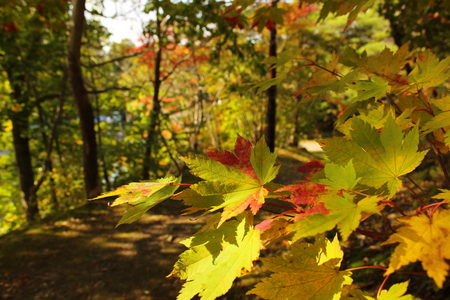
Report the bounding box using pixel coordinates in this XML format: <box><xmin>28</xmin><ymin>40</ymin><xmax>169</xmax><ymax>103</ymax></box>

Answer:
<box><xmin>142</xmin><ymin>17</ymin><xmax>163</xmax><ymax>180</ymax></box>
<box><xmin>10</xmin><ymin>110</ymin><xmax>39</xmax><ymax>222</ymax></box>
<box><xmin>67</xmin><ymin>0</ymin><xmax>101</xmax><ymax>198</ymax></box>
<box><xmin>266</xmin><ymin>0</ymin><xmax>279</xmax><ymax>152</ymax></box>
<box><xmin>5</xmin><ymin>68</ymin><xmax>39</xmax><ymax>222</ymax></box>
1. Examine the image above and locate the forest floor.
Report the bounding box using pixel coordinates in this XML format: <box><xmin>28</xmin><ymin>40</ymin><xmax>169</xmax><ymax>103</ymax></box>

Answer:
<box><xmin>0</xmin><ymin>147</ymin><xmax>319</xmax><ymax>300</ymax></box>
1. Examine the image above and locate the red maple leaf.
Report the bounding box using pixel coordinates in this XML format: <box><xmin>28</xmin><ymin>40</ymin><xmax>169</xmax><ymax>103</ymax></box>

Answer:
<box><xmin>206</xmin><ymin>136</ymin><xmax>258</xmax><ymax>180</ymax></box>
<box><xmin>277</xmin><ymin>182</ymin><xmax>329</xmax><ymax>219</ymax></box>
<box><xmin>296</xmin><ymin>160</ymin><xmax>324</xmax><ymax>173</ymax></box>
<box><xmin>278</xmin><ymin>182</ymin><xmax>326</xmax><ymax>206</ymax></box>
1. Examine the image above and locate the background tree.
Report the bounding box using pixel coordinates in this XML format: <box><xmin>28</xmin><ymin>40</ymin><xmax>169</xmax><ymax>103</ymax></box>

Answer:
<box><xmin>0</xmin><ymin>0</ymin><xmax>69</xmax><ymax>221</ymax></box>
<box><xmin>67</xmin><ymin>0</ymin><xmax>101</xmax><ymax>198</ymax></box>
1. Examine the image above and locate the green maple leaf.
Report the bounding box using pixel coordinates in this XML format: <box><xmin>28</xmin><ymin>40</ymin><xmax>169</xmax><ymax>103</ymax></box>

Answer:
<box><xmin>288</xmin><ymin>192</ymin><xmax>380</xmax><ymax>241</ymax></box>
<box><xmin>248</xmin><ymin>235</ymin><xmax>352</xmax><ymax>300</ymax></box>
<box><xmin>348</xmin><ymin>75</ymin><xmax>391</xmax><ymax>102</ymax></box>
<box><xmin>338</xmin><ymin>107</ymin><xmax>414</xmax><ymax>139</ymax></box>
<box><xmin>318</xmin><ymin>160</ymin><xmax>360</xmax><ymax>191</ymax></box>
<box><xmin>176</xmin><ymin>137</ymin><xmax>278</xmax><ymax>226</ymax></box>
<box><xmin>169</xmin><ymin>212</ymin><xmax>262</xmax><ymax>300</ymax></box>
<box><xmin>91</xmin><ymin>174</ymin><xmax>181</xmax><ymax>226</ymax></box>
<box><xmin>251</xmin><ymin>137</ymin><xmax>279</xmax><ymax>183</ymax></box>
<box><xmin>408</xmin><ymin>49</ymin><xmax>450</xmax><ymax>91</ymax></box>
<box><xmin>321</xmin><ymin>115</ymin><xmax>427</xmax><ymax>195</ymax></box>
<box><xmin>422</xmin><ymin>95</ymin><xmax>450</xmax><ymax>147</ymax></box>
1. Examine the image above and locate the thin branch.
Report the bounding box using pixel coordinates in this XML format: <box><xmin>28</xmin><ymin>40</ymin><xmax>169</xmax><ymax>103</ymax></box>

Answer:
<box><xmin>85</xmin><ymin>51</ymin><xmax>144</xmax><ymax>68</ymax></box>
<box><xmin>33</xmin><ymin>69</ymin><xmax>68</xmax><ymax>192</ymax></box>
<box><xmin>36</xmin><ymin>93</ymin><xmax>60</xmax><ymax>103</ymax></box>
<box><xmin>405</xmin><ymin>174</ymin><xmax>434</xmax><ymax>201</ymax></box>
<box><xmin>158</xmin><ymin>129</ymin><xmax>182</xmax><ymax>174</ymax></box>
<box><xmin>87</xmin><ymin>86</ymin><xmax>141</xmax><ymax>94</ymax></box>
<box><xmin>426</xmin><ymin>134</ymin><xmax>450</xmax><ymax>185</ymax></box>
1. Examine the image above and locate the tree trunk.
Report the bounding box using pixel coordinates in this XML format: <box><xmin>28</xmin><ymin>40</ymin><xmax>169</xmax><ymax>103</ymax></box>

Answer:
<box><xmin>67</xmin><ymin>0</ymin><xmax>101</xmax><ymax>198</ymax></box>
<box><xmin>5</xmin><ymin>67</ymin><xmax>39</xmax><ymax>222</ymax></box>
<box><xmin>142</xmin><ymin>17</ymin><xmax>163</xmax><ymax>180</ymax></box>
<box><xmin>266</xmin><ymin>0</ymin><xmax>279</xmax><ymax>152</ymax></box>
<box><xmin>10</xmin><ymin>110</ymin><xmax>39</xmax><ymax>222</ymax></box>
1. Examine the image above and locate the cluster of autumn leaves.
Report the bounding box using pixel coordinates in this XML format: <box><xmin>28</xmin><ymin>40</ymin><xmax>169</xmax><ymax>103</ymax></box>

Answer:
<box><xmin>94</xmin><ymin>4</ymin><xmax>450</xmax><ymax>299</ymax></box>
<box><xmin>95</xmin><ymin>119</ymin><xmax>449</xmax><ymax>299</ymax></box>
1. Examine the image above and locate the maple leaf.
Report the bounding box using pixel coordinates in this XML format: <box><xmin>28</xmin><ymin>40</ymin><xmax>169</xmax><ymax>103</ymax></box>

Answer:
<box><xmin>432</xmin><ymin>188</ymin><xmax>450</xmax><ymax>201</ymax></box>
<box><xmin>91</xmin><ymin>174</ymin><xmax>181</xmax><ymax>226</ymax></box>
<box><xmin>276</xmin><ymin>182</ymin><xmax>329</xmax><ymax>219</ymax></box>
<box><xmin>288</xmin><ymin>192</ymin><xmax>380</xmax><ymax>241</ymax></box>
<box><xmin>168</xmin><ymin>212</ymin><xmax>262</xmax><ymax>300</ymax></box>
<box><xmin>318</xmin><ymin>160</ymin><xmax>360</xmax><ymax>192</ymax></box>
<box><xmin>343</xmin><ymin>281</ymin><xmax>419</xmax><ymax>300</ymax></box>
<box><xmin>176</xmin><ymin>136</ymin><xmax>279</xmax><ymax>226</ymax></box>
<box><xmin>348</xmin><ymin>75</ymin><xmax>391</xmax><ymax>102</ymax></box>
<box><xmin>321</xmin><ymin>115</ymin><xmax>428</xmax><ymax>196</ymax></box>
<box><xmin>259</xmin><ymin>217</ymin><xmax>292</xmax><ymax>246</ymax></box>
<box><xmin>296</xmin><ymin>160</ymin><xmax>324</xmax><ymax>173</ymax></box>
<box><xmin>206</xmin><ymin>135</ymin><xmax>257</xmax><ymax>180</ymax></box>
<box><xmin>338</xmin><ymin>107</ymin><xmax>414</xmax><ymax>139</ymax></box>
<box><xmin>383</xmin><ymin>209</ymin><xmax>450</xmax><ymax>288</ymax></box>
<box><xmin>248</xmin><ymin>235</ymin><xmax>352</xmax><ymax>300</ymax></box>
<box><xmin>422</xmin><ymin>95</ymin><xmax>450</xmax><ymax>149</ymax></box>
<box><xmin>408</xmin><ymin>49</ymin><xmax>450</xmax><ymax>91</ymax></box>
<box><xmin>343</xmin><ymin>44</ymin><xmax>413</xmax><ymax>76</ymax></box>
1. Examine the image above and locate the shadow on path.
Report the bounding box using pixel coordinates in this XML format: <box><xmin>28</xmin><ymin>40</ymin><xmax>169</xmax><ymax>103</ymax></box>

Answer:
<box><xmin>0</xmin><ymin>202</ymin><xmax>204</xmax><ymax>300</ymax></box>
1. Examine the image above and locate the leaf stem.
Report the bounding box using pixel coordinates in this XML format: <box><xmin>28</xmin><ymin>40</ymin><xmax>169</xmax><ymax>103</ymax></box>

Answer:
<box><xmin>405</xmin><ymin>174</ymin><xmax>435</xmax><ymax>202</ymax></box>
<box><xmin>380</xmin><ymin>211</ymin><xmax>395</xmax><ymax>232</ymax></box>
<box><xmin>377</xmin><ymin>273</ymin><xmax>390</xmax><ymax>299</ymax></box>
<box><xmin>402</xmin><ymin>182</ymin><xmax>428</xmax><ymax>209</ymax></box>
<box><xmin>379</xmin><ymin>200</ymin><xmax>407</xmax><ymax>217</ymax></box>
<box><xmin>422</xmin><ymin>200</ymin><xmax>447</xmax><ymax>216</ymax></box>
<box><xmin>355</xmin><ymin>229</ymin><xmax>388</xmax><ymax>242</ymax></box>
<box><xmin>265</xmin><ymin>187</ymin><xmax>287</xmax><ymax>198</ymax></box>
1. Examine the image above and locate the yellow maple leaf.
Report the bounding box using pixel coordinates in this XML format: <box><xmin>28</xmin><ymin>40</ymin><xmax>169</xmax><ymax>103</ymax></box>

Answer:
<box><xmin>383</xmin><ymin>209</ymin><xmax>450</xmax><ymax>288</ymax></box>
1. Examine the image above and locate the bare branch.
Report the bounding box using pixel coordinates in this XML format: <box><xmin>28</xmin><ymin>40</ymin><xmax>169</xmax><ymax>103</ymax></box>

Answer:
<box><xmin>87</xmin><ymin>86</ymin><xmax>141</xmax><ymax>94</ymax></box>
<box><xmin>86</xmin><ymin>51</ymin><xmax>143</xmax><ymax>68</ymax></box>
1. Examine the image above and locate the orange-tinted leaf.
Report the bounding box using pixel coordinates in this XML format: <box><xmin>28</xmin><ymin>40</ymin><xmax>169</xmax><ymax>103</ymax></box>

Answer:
<box><xmin>383</xmin><ymin>209</ymin><xmax>450</xmax><ymax>288</ymax></box>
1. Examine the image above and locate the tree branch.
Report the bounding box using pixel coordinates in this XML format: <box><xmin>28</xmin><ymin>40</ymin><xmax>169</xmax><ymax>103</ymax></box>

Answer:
<box><xmin>86</xmin><ymin>51</ymin><xmax>143</xmax><ymax>68</ymax></box>
<box><xmin>87</xmin><ymin>86</ymin><xmax>141</xmax><ymax>94</ymax></box>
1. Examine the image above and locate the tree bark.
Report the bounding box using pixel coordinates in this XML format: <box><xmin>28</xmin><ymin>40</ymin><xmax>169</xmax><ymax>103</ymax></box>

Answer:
<box><xmin>67</xmin><ymin>0</ymin><xmax>101</xmax><ymax>198</ymax></box>
<box><xmin>142</xmin><ymin>15</ymin><xmax>163</xmax><ymax>180</ymax></box>
<box><xmin>5</xmin><ymin>67</ymin><xmax>39</xmax><ymax>222</ymax></box>
<box><xmin>266</xmin><ymin>0</ymin><xmax>279</xmax><ymax>152</ymax></box>
<box><xmin>10</xmin><ymin>109</ymin><xmax>39</xmax><ymax>222</ymax></box>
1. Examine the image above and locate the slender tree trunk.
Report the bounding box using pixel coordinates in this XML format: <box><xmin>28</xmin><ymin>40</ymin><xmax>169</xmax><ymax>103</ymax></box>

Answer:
<box><xmin>266</xmin><ymin>0</ymin><xmax>278</xmax><ymax>152</ymax></box>
<box><xmin>142</xmin><ymin>17</ymin><xmax>163</xmax><ymax>180</ymax></box>
<box><xmin>67</xmin><ymin>0</ymin><xmax>101</xmax><ymax>198</ymax></box>
<box><xmin>10</xmin><ymin>109</ymin><xmax>38</xmax><ymax>222</ymax></box>
<box><xmin>5</xmin><ymin>68</ymin><xmax>39</xmax><ymax>222</ymax></box>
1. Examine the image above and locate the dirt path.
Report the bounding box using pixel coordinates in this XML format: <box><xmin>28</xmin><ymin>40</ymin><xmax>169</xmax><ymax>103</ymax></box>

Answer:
<box><xmin>0</xmin><ymin>202</ymin><xmax>208</xmax><ymax>300</ymax></box>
